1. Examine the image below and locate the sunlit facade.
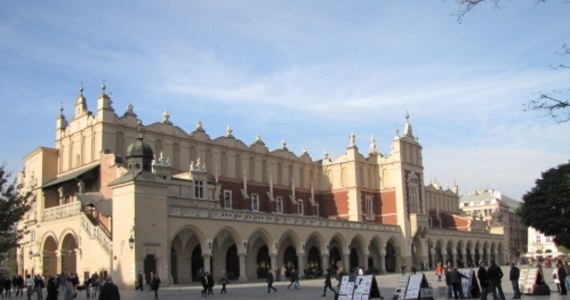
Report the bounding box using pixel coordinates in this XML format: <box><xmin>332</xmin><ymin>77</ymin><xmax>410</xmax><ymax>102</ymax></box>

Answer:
<box><xmin>17</xmin><ymin>84</ymin><xmax>506</xmax><ymax>287</ymax></box>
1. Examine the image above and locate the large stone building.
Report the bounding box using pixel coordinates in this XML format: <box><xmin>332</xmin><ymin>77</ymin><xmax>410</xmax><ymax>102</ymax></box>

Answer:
<box><xmin>17</xmin><ymin>84</ymin><xmax>506</xmax><ymax>287</ymax></box>
<box><xmin>459</xmin><ymin>190</ymin><xmax>528</xmax><ymax>260</ymax></box>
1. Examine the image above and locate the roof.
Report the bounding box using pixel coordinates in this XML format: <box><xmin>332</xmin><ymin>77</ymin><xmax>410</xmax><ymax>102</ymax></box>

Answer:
<box><xmin>77</xmin><ymin>192</ymin><xmax>113</xmax><ymax>217</ymax></box>
<box><xmin>42</xmin><ymin>163</ymin><xmax>100</xmax><ymax>189</ymax></box>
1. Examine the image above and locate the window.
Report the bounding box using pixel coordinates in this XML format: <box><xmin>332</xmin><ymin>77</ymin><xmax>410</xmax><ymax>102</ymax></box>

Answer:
<box><xmin>251</xmin><ymin>193</ymin><xmax>259</xmax><ymax>211</ymax></box>
<box><xmin>298</xmin><ymin>200</ymin><xmax>304</xmax><ymax>215</ymax></box>
<box><xmin>276</xmin><ymin>196</ymin><xmax>283</xmax><ymax>214</ymax></box>
<box><xmin>223</xmin><ymin>190</ymin><xmax>232</xmax><ymax>209</ymax></box>
<box><xmin>535</xmin><ymin>235</ymin><xmax>542</xmax><ymax>243</ymax></box>
<box><xmin>366</xmin><ymin>195</ymin><xmax>373</xmax><ymax>219</ymax></box>
<box><xmin>195</xmin><ymin>180</ymin><xmax>204</xmax><ymax>199</ymax></box>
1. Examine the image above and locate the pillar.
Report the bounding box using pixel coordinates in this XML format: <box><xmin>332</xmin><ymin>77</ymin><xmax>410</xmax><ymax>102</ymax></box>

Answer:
<box><xmin>270</xmin><ymin>254</ymin><xmax>277</xmax><ymax>274</ymax></box>
<box><xmin>238</xmin><ymin>253</ymin><xmax>247</xmax><ymax>282</ymax></box>
<box><xmin>343</xmin><ymin>253</ymin><xmax>350</xmax><ymax>272</ymax></box>
<box><xmin>379</xmin><ymin>252</ymin><xmax>386</xmax><ymax>274</ymax></box>
<box><xmin>297</xmin><ymin>252</ymin><xmax>305</xmax><ymax>276</ymax></box>
<box><xmin>321</xmin><ymin>254</ymin><xmax>329</xmax><ymax>271</ymax></box>
<box><xmin>203</xmin><ymin>253</ymin><xmax>212</xmax><ymax>273</ymax></box>
<box><xmin>451</xmin><ymin>250</ymin><xmax>457</xmax><ymax>267</ymax></box>
<box><xmin>363</xmin><ymin>251</ymin><xmax>370</xmax><ymax>271</ymax></box>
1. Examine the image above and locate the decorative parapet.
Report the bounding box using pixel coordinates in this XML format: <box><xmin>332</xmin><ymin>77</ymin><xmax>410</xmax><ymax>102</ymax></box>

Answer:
<box><xmin>80</xmin><ymin>213</ymin><xmax>112</xmax><ymax>253</ymax></box>
<box><xmin>169</xmin><ymin>205</ymin><xmax>401</xmax><ymax>233</ymax></box>
<box><xmin>43</xmin><ymin>202</ymin><xmax>82</xmax><ymax>220</ymax></box>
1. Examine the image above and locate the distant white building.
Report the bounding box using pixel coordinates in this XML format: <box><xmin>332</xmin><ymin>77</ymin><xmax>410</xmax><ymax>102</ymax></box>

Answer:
<box><xmin>459</xmin><ymin>189</ymin><xmax>528</xmax><ymax>259</ymax></box>
<box><xmin>526</xmin><ymin>227</ymin><xmax>562</xmax><ymax>259</ymax></box>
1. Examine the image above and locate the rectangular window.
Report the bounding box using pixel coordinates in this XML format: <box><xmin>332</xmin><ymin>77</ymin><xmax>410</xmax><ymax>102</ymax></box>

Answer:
<box><xmin>366</xmin><ymin>195</ymin><xmax>373</xmax><ymax>219</ymax></box>
<box><xmin>195</xmin><ymin>180</ymin><xmax>204</xmax><ymax>199</ymax></box>
<box><xmin>535</xmin><ymin>235</ymin><xmax>541</xmax><ymax>243</ymax></box>
<box><xmin>298</xmin><ymin>200</ymin><xmax>304</xmax><ymax>215</ymax></box>
<box><xmin>276</xmin><ymin>196</ymin><xmax>283</xmax><ymax>214</ymax></box>
<box><xmin>223</xmin><ymin>190</ymin><xmax>232</xmax><ymax>209</ymax></box>
<box><xmin>251</xmin><ymin>193</ymin><xmax>259</xmax><ymax>212</ymax></box>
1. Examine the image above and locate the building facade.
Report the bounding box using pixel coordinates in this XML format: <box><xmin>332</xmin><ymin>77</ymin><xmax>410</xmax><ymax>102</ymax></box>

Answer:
<box><xmin>17</xmin><ymin>84</ymin><xmax>506</xmax><ymax>287</ymax></box>
<box><xmin>459</xmin><ymin>190</ymin><xmax>528</xmax><ymax>260</ymax></box>
<box><xmin>526</xmin><ymin>227</ymin><xmax>563</xmax><ymax>260</ymax></box>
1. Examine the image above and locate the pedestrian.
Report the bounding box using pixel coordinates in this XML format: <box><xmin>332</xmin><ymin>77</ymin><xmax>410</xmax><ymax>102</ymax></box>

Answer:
<box><xmin>266</xmin><ymin>271</ymin><xmax>277</xmax><ymax>293</ymax></box>
<box><xmin>63</xmin><ymin>277</ymin><xmax>76</xmax><ymax>300</ymax></box>
<box><xmin>445</xmin><ymin>264</ymin><xmax>454</xmax><ymax>299</ymax></box>
<box><xmin>136</xmin><ymin>270</ymin><xmax>144</xmax><ymax>291</ymax></box>
<box><xmin>151</xmin><ymin>273</ymin><xmax>161</xmax><ymax>300</ymax></box>
<box><xmin>553</xmin><ymin>266</ymin><xmax>560</xmax><ymax>292</ymax></box>
<box><xmin>322</xmin><ymin>268</ymin><xmax>336</xmax><ymax>297</ymax></box>
<box><xmin>509</xmin><ymin>262</ymin><xmax>521</xmax><ymax>299</ymax></box>
<box><xmin>477</xmin><ymin>260</ymin><xmax>489</xmax><ymax>300</ymax></box>
<box><xmin>555</xmin><ymin>261</ymin><xmax>567</xmax><ymax>295</ymax></box>
<box><xmin>45</xmin><ymin>277</ymin><xmax>58</xmax><ymax>300</ymax></box>
<box><xmin>450</xmin><ymin>267</ymin><xmax>467</xmax><ymax>299</ymax></box>
<box><xmin>565</xmin><ymin>261</ymin><xmax>570</xmax><ymax>293</ymax></box>
<box><xmin>34</xmin><ymin>275</ymin><xmax>45</xmax><ymax>300</ymax></box>
<box><xmin>200</xmin><ymin>272</ymin><xmax>209</xmax><ymax>298</ymax></box>
<box><xmin>98</xmin><ymin>276</ymin><xmax>120</xmax><ymax>300</ymax></box>
<box><xmin>218</xmin><ymin>271</ymin><xmax>228</xmax><ymax>294</ymax></box>
<box><xmin>336</xmin><ymin>266</ymin><xmax>345</xmax><ymax>289</ymax></box>
<box><xmin>487</xmin><ymin>260</ymin><xmax>505</xmax><ymax>300</ymax></box>
<box><xmin>25</xmin><ymin>275</ymin><xmax>34</xmax><ymax>300</ymax></box>
<box><xmin>15</xmin><ymin>275</ymin><xmax>24</xmax><ymax>297</ymax></box>
<box><xmin>207</xmin><ymin>272</ymin><xmax>214</xmax><ymax>295</ymax></box>
<box><xmin>4</xmin><ymin>277</ymin><xmax>12</xmax><ymax>297</ymax></box>
<box><xmin>436</xmin><ymin>262</ymin><xmax>443</xmax><ymax>282</ymax></box>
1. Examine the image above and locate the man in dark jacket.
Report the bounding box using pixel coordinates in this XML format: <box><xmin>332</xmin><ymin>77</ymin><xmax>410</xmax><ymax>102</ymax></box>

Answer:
<box><xmin>487</xmin><ymin>260</ymin><xmax>505</xmax><ymax>300</ymax></box>
<box><xmin>477</xmin><ymin>260</ymin><xmax>489</xmax><ymax>300</ymax></box>
<box><xmin>509</xmin><ymin>263</ymin><xmax>521</xmax><ymax>299</ymax></box>
<box><xmin>267</xmin><ymin>271</ymin><xmax>277</xmax><ymax>293</ymax></box>
<box><xmin>98</xmin><ymin>276</ymin><xmax>120</xmax><ymax>300</ymax></box>
<box><xmin>450</xmin><ymin>267</ymin><xmax>468</xmax><ymax>299</ymax></box>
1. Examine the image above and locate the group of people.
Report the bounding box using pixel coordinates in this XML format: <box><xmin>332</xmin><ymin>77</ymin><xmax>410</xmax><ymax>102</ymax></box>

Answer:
<box><xmin>135</xmin><ymin>271</ymin><xmax>161</xmax><ymax>299</ymax></box>
<box><xmin>0</xmin><ymin>273</ymin><xmax>120</xmax><ymax>300</ymax></box>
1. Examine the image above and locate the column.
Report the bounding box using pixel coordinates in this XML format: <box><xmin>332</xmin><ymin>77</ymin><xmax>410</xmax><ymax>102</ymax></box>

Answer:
<box><xmin>203</xmin><ymin>253</ymin><xmax>212</xmax><ymax>273</ymax></box>
<box><xmin>363</xmin><ymin>251</ymin><xmax>370</xmax><ymax>272</ymax></box>
<box><xmin>440</xmin><ymin>249</ymin><xmax>447</xmax><ymax>265</ymax></box>
<box><xmin>451</xmin><ymin>249</ymin><xmax>457</xmax><ymax>267</ymax></box>
<box><xmin>379</xmin><ymin>252</ymin><xmax>386</xmax><ymax>274</ymax></box>
<box><xmin>270</xmin><ymin>254</ymin><xmax>277</xmax><ymax>275</ymax></box>
<box><xmin>238</xmin><ymin>253</ymin><xmax>248</xmax><ymax>282</ymax></box>
<box><xmin>343</xmin><ymin>253</ymin><xmax>350</xmax><ymax>273</ymax></box>
<box><xmin>297</xmin><ymin>252</ymin><xmax>305</xmax><ymax>276</ymax></box>
<box><xmin>321</xmin><ymin>254</ymin><xmax>329</xmax><ymax>271</ymax></box>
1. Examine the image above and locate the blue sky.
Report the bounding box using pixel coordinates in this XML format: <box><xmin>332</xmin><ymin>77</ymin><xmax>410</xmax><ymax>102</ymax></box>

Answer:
<box><xmin>1</xmin><ymin>1</ymin><xmax>569</xmax><ymax>200</ymax></box>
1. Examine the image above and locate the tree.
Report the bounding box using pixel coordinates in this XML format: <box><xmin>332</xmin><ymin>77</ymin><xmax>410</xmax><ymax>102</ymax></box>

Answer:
<box><xmin>454</xmin><ymin>0</ymin><xmax>570</xmax><ymax>122</ymax></box>
<box><xmin>0</xmin><ymin>166</ymin><xmax>34</xmax><ymax>253</ymax></box>
<box><xmin>518</xmin><ymin>161</ymin><xmax>570</xmax><ymax>248</ymax></box>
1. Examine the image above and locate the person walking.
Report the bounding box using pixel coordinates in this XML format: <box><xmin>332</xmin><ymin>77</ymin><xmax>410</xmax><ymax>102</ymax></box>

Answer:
<box><xmin>266</xmin><ymin>271</ymin><xmax>277</xmax><ymax>293</ymax></box>
<box><xmin>25</xmin><ymin>275</ymin><xmax>34</xmax><ymax>300</ymax></box>
<box><xmin>206</xmin><ymin>272</ymin><xmax>214</xmax><ymax>295</ymax></box>
<box><xmin>45</xmin><ymin>277</ymin><xmax>58</xmax><ymax>300</ymax></box>
<box><xmin>477</xmin><ymin>260</ymin><xmax>490</xmax><ymax>300</ymax></box>
<box><xmin>135</xmin><ymin>271</ymin><xmax>144</xmax><ymax>291</ymax></box>
<box><xmin>555</xmin><ymin>261</ymin><xmax>568</xmax><ymax>295</ymax></box>
<box><xmin>34</xmin><ymin>275</ymin><xmax>45</xmax><ymax>300</ymax></box>
<box><xmin>151</xmin><ymin>273</ymin><xmax>161</xmax><ymax>300</ymax></box>
<box><xmin>98</xmin><ymin>276</ymin><xmax>120</xmax><ymax>300</ymax></box>
<box><xmin>322</xmin><ymin>268</ymin><xmax>336</xmax><ymax>297</ymax></box>
<box><xmin>450</xmin><ymin>267</ymin><xmax>467</xmax><ymax>299</ymax></box>
<box><xmin>218</xmin><ymin>271</ymin><xmax>228</xmax><ymax>294</ymax></box>
<box><xmin>62</xmin><ymin>277</ymin><xmax>76</xmax><ymax>300</ymax></box>
<box><xmin>487</xmin><ymin>260</ymin><xmax>505</xmax><ymax>300</ymax></box>
<box><xmin>436</xmin><ymin>262</ymin><xmax>443</xmax><ymax>282</ymax></box>
<box><xmin>445</xmin><ymin>264</ymin><xmax>454</xmax><ymax>299</ymax></box>
<box><xmin>200</xmin><ymin>272</ymin><xmax>209</xmax><ymax>298</ymax></box>
<box><xmin>509</xmin><ymin>262</ymin><xmax>521</xmax><ymax>299</ymax></box>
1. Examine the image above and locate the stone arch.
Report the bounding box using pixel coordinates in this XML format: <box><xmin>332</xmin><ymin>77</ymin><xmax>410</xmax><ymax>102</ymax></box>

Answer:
<box><xmin>348</xmin><ymin>234</ymin><xmax>367</xmax><ymax>273</ymax></box>
<box><xmin>328</xmin><ymin>233</ymin><xmax>348</xmax><ymax>270</ymax></box>
<box><xmin>246</xmin><ymin>228</ymin><xmax>273</xmax><ymax>280</ymax></box>
<box><xmin>212</xmin><ymin>226</ymin><xmax>242</xmax><ymax>281</ymax></box>
<box><xmin>445</xmin><ymin>239</ymin><xmax>455</xmax><ymax>265</ymax></box>
<box><xmin>41</xmin><ymin>232</ymin><xmax>58</xmax><ymax>276</ymax></box>
<box><xmin>59</xmin><ymin>231</ymin><xmax>78</xmax><ymax>275</ymax></box>
<box><xmin>368</xmin><ymin>235</ymin><xmax>384</xmax><ymax>274</ymax></box>
<box><xmin>456</xmin><ymin>240</ymin><xmax>465</xmax><ymax>268</ymax></box>
<box><xmin>170</xmin><ymin>225</ymin><xmax>207</xmax><ymax>283</ymax></box>
<box><xmin>385</xmin><ymin>236</ymin><xmax>399</xmax><ymax>273</ymax></box>
<box><xmin>304</xmin><ymin>231</ymin><xmax>326</xmax><ymax>275</ymax></box>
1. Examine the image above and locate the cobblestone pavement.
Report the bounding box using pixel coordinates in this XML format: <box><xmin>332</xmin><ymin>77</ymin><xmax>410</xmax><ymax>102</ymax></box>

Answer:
<box><xmin>62</xmin><ymin>265</ymin><xmax>567</xmax><ymax>300</ymax></box>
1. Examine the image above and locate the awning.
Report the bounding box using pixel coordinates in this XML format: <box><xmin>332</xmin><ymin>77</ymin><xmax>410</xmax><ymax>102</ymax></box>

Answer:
<box><xmin>42</xmin><ymin>163</ymin><xmax>100</xmax><ymax>189</ymax></box>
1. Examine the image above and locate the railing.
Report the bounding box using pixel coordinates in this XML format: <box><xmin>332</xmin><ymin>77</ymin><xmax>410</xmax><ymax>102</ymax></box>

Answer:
<box><xmin>169</xmin><ymin>205</ymin><xmax>401</xmax><ymax>233</ymax></box>
<box><xmin>43</xmin><ymin>202</ymin><xmax>82</xmax><ymax>220</ymax></box>
<box><xmin>80</xmin><ymin>213</ymin><xmax>113</xmax><ymax>254</ymax></box>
